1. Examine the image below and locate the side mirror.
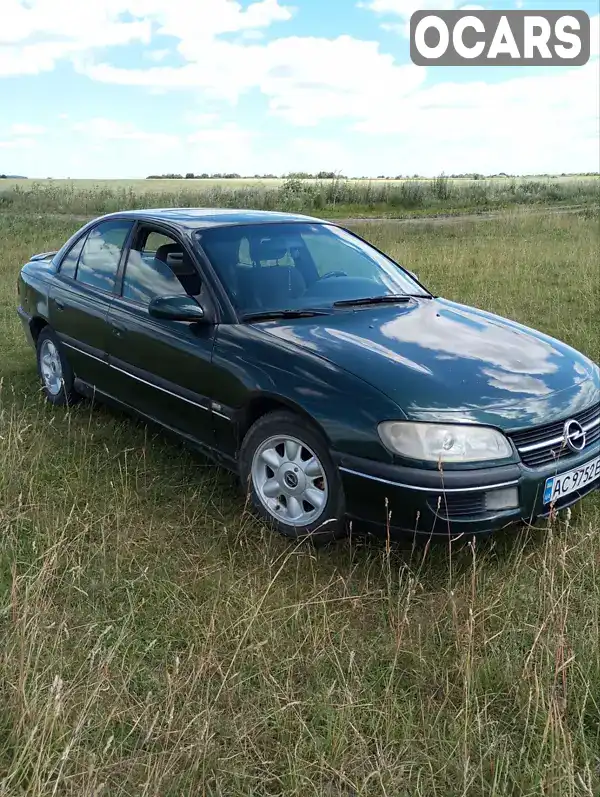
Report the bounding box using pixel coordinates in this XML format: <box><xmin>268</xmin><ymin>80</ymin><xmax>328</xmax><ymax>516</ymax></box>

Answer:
<box><xmin>148</xmin><ymin>295</ymin><xmax>206</xmax><ymax>322</ymax></box>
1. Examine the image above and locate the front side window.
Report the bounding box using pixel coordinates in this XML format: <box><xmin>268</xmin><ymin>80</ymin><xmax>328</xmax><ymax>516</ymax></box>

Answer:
<box><xmin>196</xmin><ymin>222</ymin><xmax>429</xmax><ymax>315</ymax></box>
<box><xmin>122</xmin><ymin>229</ymin><xmax>201</xmax><ymax>305</ymax></box>
<box><xmin>59</xmin><ymin>235</ymin><xmax>87</xmax><ymax>279</ymax></box>
<box><xmin>76</xmin><ymin>220</ymin><xmax>133</xmax><ymax>293</ymax></box>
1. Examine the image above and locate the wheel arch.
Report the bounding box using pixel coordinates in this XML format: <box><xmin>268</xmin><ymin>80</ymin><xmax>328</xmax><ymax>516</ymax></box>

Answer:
<box><xmin>239</xmin><ymin>393</ymin><xmax>332</xmax><ymax>448</ymax></box>
<box><xmin>30</xmin><ymin>315</ymin><xmax>49</xmax><ymax>343</ymax></box>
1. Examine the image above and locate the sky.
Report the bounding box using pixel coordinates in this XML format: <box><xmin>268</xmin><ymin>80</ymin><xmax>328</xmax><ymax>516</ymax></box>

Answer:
<box><xmin>0</xmin><ymin>0</ymin><xmax>598</xmax><ymax>178</ymax></box>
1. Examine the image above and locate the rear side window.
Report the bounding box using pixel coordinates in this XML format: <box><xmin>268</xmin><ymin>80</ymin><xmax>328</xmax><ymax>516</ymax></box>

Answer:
<box><xmin>59</xmin><ymin>235</ymin><xmax>87</xmax><ymax>279</ymax></box>
<box><xmin>76</xmin><ymin>220</ymin><xmax>133</xmax><ymax>293</ymax></box>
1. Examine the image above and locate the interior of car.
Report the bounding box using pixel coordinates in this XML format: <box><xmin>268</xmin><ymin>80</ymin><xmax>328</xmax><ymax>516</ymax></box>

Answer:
<box><xmin>153</xmin><ymin>242</ymin><xmax>202</xmax><ymax>295</ymax></box>
<box><xmin>199</xmin><ymin>226</ymin><xmax>394</xmax><ymax>313</ymax></box>
<box><xmin>126</xmin><ymin>223</ymin><xmax>416</xmax><ymax>315</ymax></box>
<box><xmin>122</xmin><ymin>229</ymin><xmax>203</xmax><ymax>305</ymax></box>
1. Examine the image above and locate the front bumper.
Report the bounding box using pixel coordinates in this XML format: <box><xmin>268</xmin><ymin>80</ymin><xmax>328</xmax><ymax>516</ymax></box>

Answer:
<box><xmin>17</xmin><ymin>306</ymin><xmax>35</xmax><ymax>349</ymax></box>
<box><xmin>334</xmin><ymin>444</ymin><xmax>600</xmax><ymax>538</ymax></box>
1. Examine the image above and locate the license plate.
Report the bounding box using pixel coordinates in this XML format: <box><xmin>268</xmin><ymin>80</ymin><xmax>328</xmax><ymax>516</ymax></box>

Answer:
<box><xmin>543</xmin><ymin>455</ymin><xmax>600</xmax><ymax>504</ymax></box>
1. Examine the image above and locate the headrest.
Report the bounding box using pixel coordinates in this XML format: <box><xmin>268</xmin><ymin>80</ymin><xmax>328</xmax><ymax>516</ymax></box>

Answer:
<box><xmin>155</xmin><ymin>243</ymin><xmax>183</xmax><ymax>262</ymax></box>
<box><xmin>250</xmin><ymin>236</ymin><xmax>289</xmax><ymax>263</ymax></box>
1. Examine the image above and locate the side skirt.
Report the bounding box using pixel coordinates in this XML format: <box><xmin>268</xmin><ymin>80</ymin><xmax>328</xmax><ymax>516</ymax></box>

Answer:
<box><xmin>73</xmin><ymin>377</ymin><xmax>239</xmax><ymax>474</ymax></box>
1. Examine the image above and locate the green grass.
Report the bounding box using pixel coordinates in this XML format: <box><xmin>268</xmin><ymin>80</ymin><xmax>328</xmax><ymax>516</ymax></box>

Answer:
<box><xmin>0</xmin><ymin>176</ymin><xmax>598</xmax><ymax>218</ymax></box>
<box><xmin>1</xmin><ymin>208</ymin><xmax>599</xmax><ymax>796</ymax></box>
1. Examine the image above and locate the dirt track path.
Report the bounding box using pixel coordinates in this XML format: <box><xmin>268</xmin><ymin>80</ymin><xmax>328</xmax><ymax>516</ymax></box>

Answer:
<box><xmin>5</xmin><ymin>203</ymin><xmax>596</xmax><ymax>227</ymax></box>
<box><xmin>337</xmin><ymin>204</ymin><xmax>595</xmax><ymax>225</ymax></box>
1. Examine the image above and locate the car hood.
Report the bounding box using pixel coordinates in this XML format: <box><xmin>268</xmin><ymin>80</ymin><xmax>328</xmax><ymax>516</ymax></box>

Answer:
<box><xmin>257</xmin><ymin>298</ymin><xmax>600</xmax><ymax>431</ymax></box>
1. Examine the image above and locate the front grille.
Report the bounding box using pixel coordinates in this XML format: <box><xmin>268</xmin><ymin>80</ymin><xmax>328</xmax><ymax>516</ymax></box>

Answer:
<box><xmin>510</xmin><ymin>402</ymin><xmax>600</xmax><ymax>468</ymax></box>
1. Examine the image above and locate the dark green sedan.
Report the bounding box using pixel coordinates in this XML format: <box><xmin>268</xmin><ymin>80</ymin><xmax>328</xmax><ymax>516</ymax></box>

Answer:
<box><xmin>17</xmin><ymin>209</ymin><xmax>600</xmax><ymax>543</ymax></box>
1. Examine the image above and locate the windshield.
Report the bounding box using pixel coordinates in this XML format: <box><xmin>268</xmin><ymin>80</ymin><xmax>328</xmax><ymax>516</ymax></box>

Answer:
<box><xmin>195</xmin><ymin>222</ymin><xmax>430</xmax><ymax>317</ymax></box>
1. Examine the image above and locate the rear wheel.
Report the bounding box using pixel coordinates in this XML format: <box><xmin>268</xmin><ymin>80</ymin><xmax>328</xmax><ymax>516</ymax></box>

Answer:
<box><xmin>36</xmin><ymin>327</ymin><xmax>79</xmax><ymax>406</ymax></box>
<box><xmin>240</xmin><ymin>410</ymin><xmax>346</xmax><ymax>544</ymax></box>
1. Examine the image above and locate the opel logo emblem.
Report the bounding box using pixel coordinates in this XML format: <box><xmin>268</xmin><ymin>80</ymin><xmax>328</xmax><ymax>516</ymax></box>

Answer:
<box><xmin>563</xmin><ymin>419</ymin><xmax>586</xmax><ymax>453</ymax></box>
<box><xmin>284</xmin><ymin>471</ymin><xmax>299</xmax><ymax>489</ymax></box>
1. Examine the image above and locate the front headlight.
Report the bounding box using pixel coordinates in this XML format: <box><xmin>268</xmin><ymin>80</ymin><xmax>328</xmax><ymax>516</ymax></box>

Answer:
<box><xmin>378</xmin><ymin>421</ymin><xmax>513</xmax><ymax>463</ymax></box>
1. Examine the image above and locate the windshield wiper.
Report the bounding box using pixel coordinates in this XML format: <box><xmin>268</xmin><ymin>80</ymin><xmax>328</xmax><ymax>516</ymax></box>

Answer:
<box><xmin>333</xmin><ymin>294</ymin><xmax>414</xmax><ymax>308</ymax></box>
<box><xmin>241</xmin><ymin>308</ymin><xmax>331</xmax><ymax>322</ymax></box>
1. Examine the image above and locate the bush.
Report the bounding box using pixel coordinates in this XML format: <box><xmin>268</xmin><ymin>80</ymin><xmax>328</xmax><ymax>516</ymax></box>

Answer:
<box><xmin>432</xmin><ymin>173</ymin><xmax>452</xmax><ymax>201</ymax></box>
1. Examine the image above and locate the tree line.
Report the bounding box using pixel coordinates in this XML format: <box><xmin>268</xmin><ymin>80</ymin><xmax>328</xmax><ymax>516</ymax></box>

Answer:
<box><xmin>146</xmin><ymin>171</ymin><xmax>343</xmax><ymax>180</ymax></box>
<box><xmin>145</xmin><ymin>171</ymin><xmax>600</xmax><ymax>181</ymax></box>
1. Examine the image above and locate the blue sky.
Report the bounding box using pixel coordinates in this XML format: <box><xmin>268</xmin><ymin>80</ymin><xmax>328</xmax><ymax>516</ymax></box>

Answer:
<box><xmin>1</xmin><ymin>0</ymin><xmax>598</xmax><ymax>178</ymax></box>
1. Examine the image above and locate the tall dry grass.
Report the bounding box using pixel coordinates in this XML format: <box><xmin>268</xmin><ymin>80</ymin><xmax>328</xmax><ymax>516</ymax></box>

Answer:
<box><xmin>0</xmin><ymin>175</ymin><xmax>598</xmax><ymax>217</ymax></box>
<box><xmin>0</xmin><ymin>208</ymin><xmax>599</xmax><ymax>795</ymax></box>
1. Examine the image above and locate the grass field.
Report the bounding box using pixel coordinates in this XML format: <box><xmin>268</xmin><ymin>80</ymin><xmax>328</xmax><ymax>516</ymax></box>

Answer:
<box><xmin>1</xmin><ymin>207</ymin><xmax>600</xmax><ymax>795</ymax></box>
<box><xmin>1</xmin><ymin>176</ymin><xmax>598</xmax><ymax>218</ymax></box>
<box><xmin>3</xmin><ymin>176</ymin><xmax>600</xmax><ymax>191</ymax></box>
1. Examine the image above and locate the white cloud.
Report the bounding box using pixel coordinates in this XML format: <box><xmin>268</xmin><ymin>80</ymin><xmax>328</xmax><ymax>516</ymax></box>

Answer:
<box><xmin>355</xmin><ymin>59</ymin><xmax>598</xmax><ymax>134</ymax></box>
<box><xmin>0</xmin><ymin>0</ymin><xmax>291</xmax><ymax>76</ymax></box>
<box><xmin>240</xmin><ymin>29</ymin><xmax>265</xmax><ymax>41</ymax></box>
<box><xmin>0</xmin><ymin>137</ymin><xmax>36</xmax><ymax>149</ymax></box>
<box><xmin>186</xmin><ymin>123</ymin><xmax>255</xmax><ymax>152</ymax></box>
<box><xmin>0</xmin><ymin>122</ymin><xmax>45</xmax><ymax>153</ymax></box>
<box><xmin>361</xmin><ymin>0</ymin><xmax>483</xmax><ymax>14</ymax></box>
<box><xmin>0</xmin><ymin>41</ymin><xmax>75</xmax><ymax>76</ymax></box>
<box><xmin>258</xmin><ymin>37</ymin><xmax>426</xmax><ymax>125</ymax></box>
<box><xmin>1</xmin><ymin>1</ymin><xmax>598</xmax><ymax>177</ymax></box>
<box><xmin>354</xmin><ymin>58</ymin><xmax>599</xmax><ymax>174</ymax></box>
<box><xmin>183</xmin><ymin>112</ymin><xmax>222</xmax><ymax>127</ymax></box>
<box><xmin>145</xmin><ymin>0</ymin><xmax>293</xmax><ymax>41</ymax></box>
<box><xmin>65</xmin><ymin>117</ymin><xmax>255</xmax><ymax>175</ymax></box>
<box><xmin>2</xmin><ymin>0</ymin><xmax>423</xmax><ymax>122</ymax></box>
<box><xmin>72</xmin><ymin>118</ymin><xmax>180</xmax><ymax>149</ymax></box>
<box><xmin>16</xmin><ymin>0</ymin><xmax>292</xmax><ymax>42</ymax></box>
<box><xmin>10</xmin><ymin>123</ymin><xmax>46</xmax><ymax>135</ymax></box>
<box><xmin>0</xmin><ymin>0</ymin><xmax>154</xmax><ymax>77</ymax></box>
<box><xmin>362</xmin><ymin>0</ymin><xmax>484</xmax><ymax>36</ymax></box>
<box><xmin>591</xmin><ymin>13</ymin><xmax>599</xmax><ymax>57</ymax></box>
<box><xmin>79</xmin><ymin>35</ymin><xmax>426</xmax><ymax>123</ymax></box>
<box><xmin>145</xmin><ymin>48</ymin><xmax>170</xmax><ymax>62</ymax></box>
<box><xmin>361</xmin><ymin>0</ymin><xmax>455</xmax><ymax>15</ymax></box>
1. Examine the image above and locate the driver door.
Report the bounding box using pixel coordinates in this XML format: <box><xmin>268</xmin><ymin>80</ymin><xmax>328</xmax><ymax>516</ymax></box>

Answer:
<box><xmin>105</xmin><ymin>225</ymin><xmax>217</xmax><ymax>447</ymax></box>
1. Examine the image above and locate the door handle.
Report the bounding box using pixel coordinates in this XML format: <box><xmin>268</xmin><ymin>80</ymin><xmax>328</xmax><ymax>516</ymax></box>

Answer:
<box><xmin>55</xmin><ymin>300</ymin><xmax>65</xmax><ymax>311</ymax></box>
<box><xmin>111</xmin><ymin>323</ymin><xmax>126</xmax><ymax>336</ymax></box>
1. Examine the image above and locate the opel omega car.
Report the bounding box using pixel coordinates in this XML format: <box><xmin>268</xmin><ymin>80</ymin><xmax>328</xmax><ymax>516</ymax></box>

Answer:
<box><xmin>17</xmin><ymin>209</ymin><xmax>600</xmax><ymax>543</ymax></box>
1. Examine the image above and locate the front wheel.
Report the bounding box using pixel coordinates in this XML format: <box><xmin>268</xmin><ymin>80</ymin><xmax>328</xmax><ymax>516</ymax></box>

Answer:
<box><xmin>239</xmin><ymin>410</ymin><xmax>346</xmax><ymax>544</ymax></box>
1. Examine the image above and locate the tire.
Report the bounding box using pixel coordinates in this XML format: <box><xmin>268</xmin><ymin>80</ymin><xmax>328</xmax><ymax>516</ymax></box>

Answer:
<box><xmin>36</xmin><ymin>327</ymin><xmax>79</xmax><ymax>407</ymax></box>
<box><xmin>239</xmin><ymin>410</ymin><xmax>347</xmax><ymax>544</ymax></box>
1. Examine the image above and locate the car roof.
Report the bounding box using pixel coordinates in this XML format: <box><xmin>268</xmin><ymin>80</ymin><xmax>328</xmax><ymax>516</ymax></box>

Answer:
<box><xmin>97</xmin><ymin>208</ymin><xmax>328</xmax><ymax>230</ymax></box>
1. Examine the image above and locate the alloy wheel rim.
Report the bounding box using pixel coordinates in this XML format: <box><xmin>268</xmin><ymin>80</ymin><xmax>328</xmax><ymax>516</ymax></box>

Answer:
<box><xmin>40</xmin><ymin>339</ymin><xmax>63</xmax><ymax>396</ymax></box>
<box><xmin>251</xmin><ymin>435</ymin><xmax>328</xmax><ymax>526</ymax></box>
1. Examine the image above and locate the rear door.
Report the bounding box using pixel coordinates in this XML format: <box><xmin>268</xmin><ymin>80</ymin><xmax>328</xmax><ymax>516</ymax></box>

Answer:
<box><xmin>50</xmin><ymin>219</ymin><xmax>134</xmax><ymax>388</ymax></box>
<box><xmin>105</xmin><ymin>225</ymin><xmax>217</xmax><ymax>447</ymax></box>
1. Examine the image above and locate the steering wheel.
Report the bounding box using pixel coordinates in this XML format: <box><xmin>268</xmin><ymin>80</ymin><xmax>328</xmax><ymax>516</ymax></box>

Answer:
<box><xmin>319</xmin><ymin>270</ymin><xmax>348</xmax><ymax>280</ymax></box>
